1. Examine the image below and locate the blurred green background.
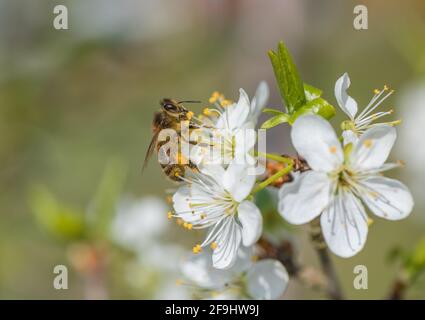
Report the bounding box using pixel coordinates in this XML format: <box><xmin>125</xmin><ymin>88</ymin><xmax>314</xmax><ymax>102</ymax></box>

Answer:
<box><xmin>0</xmin><ymin>0</ymin><xmax>424</xmax><ymax>299</ymax></box>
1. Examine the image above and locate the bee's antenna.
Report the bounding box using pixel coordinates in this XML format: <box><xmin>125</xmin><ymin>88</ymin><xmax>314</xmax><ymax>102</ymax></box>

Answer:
<box><xmin>178</xmin><ymin>100</ymin><xmax>202</xmax><ymax>104</ymax></box>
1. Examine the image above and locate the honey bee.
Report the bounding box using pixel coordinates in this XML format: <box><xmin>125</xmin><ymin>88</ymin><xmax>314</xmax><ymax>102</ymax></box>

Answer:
<box><xmin>143</xmin><ymin>99</ymin><xmax>199</xmax><ymax>181</ymax></box>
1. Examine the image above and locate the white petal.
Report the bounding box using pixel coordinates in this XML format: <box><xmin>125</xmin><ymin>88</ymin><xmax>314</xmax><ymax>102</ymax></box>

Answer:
<box><xmin>246</xmin><ymin>259</ymin><xmax>289</xmax><ymax>300</ymax></box>
<box><xmin>237</xmin><ymin>201</ymin><xmax>263</xmax><ymax>246</ymax></box>
<box><xmin>291</xmin><ymin>115</ymin><xmax>343</xmax><ymax>172</ymax></box>
<box><xmin>235</xmin><ymin>129</ymin><xmax>256</xmax><ymax>154</ymax></box>
<box><xmin>250</xmin><ymin>81</ymin><xmax>269</xmax><ymax>122</ymax></box>
<box><xmin>212</xmin><ymin>218</ymin><xmax>242</xmax><ymax>269</ymax></box>
<box><xmin>199</xmin><ymin>164</ymin><xmax>226</xmax><ymax>186</ymax></box>
<box><xmin>172</xmin><ymin>185</ymin><xmax>206</xmax><ymax>223</ymax></box>
<box><xmin>278</xmin><ymin>171</ymin><xmax>332</xmax><ymax>225</ymax></box>
<box><xmin>173</xmin><ymin>185</ymin><xmax>191</xmax><ymax>214</ymax></box>
<box><xmin>359</xmin><ymin>176</ymin><xmax>414</xmax><ymax>220</ymax></box>
<box><xmin>180</xmin><ymin>251</ymin><xmax>231</xmax><ymax>289</ymax></box>
<box><xmin>223</xmin><ymin>162</ymin><xmax>256</xmax><ymax>202</ymax></box>
<box><xmin>216</xmin><ymin>89</ymin><xmax>250</xmax><ymax>130</ymax></box>
<box><xmin>350</xmin><ymin>125</ymin><xmax>396</xmax><ymax>171</ymax></box>
<box><xmin>334</xmin><ymin>73</ymin><xmax>358</xmax><ymax>119</ymax></box>
<box><xmin>342</xmin><ymin>130</ymin><xmax>358</xmax><ymax>146</ymax></box>
<box><xmin>320</xmin><ymin>191</ymin><xmax>368</xmax><ymax>258</ymax></box>
<box><xmin>230</xmin><ymin>246</ymin><xmax>254</xmax><ymax>274</ymax></box>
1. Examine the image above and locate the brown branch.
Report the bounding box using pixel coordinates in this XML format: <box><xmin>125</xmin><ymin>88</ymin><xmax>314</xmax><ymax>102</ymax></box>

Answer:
<box><xmin>309</xmin><ymin>218</ymin><xmax>344</xmax><ymax>300</ymax></box>
<box><xmin>257</xmin><ymin>237</ymin><xmax>327</xmax><ymax>292</ymax></box>
<box><xmin>387</xmin><ymin>277</ymin><xmax>408</xmax><ymax>300</ymax></box>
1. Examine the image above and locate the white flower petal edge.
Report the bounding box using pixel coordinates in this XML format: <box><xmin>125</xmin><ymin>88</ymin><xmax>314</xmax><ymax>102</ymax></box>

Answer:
<box><xmin>320</xmin><ymin>190</ymin><xmax>368</xmax><ymax>258</ymax></box>
<box><xmin>350</xmin><ymin>125</ymin><xmax>396</xmax><ymax>171</ymax></box>
<box><xmin>246</xmin><ymin>259</ymin><xmax>289</xmax><ymax>300</ymax></box>
<box><xmin>249</xmin><ymin>81</ymin><xmax>269</xmax><ymax>125</ymax></box>
<box><xmin>181</xmin><ymin>247</ymin><xmax>288</xmax><ymax>300</ymax></box>
<box><xmin>215</xmin><ymin>89</ymin><xmax>250</xmax><ymax>130</ymax></box>
<box><xmin>278</xmin><ymin>171</ymin><xmax>332</xmax><ymax>225</ymax></box>
<box><xmin>172</xmin><ymin>164</ymin><xmax>260</xmax><ymax>269</ymax></box>
<box><xmin>359</xmin><ymin>176</ymin><xmax>413</xmax><ymax>221</ymax></box>
<box><xmin>238</xmin><ymin>200</ymin><xmax>263</xmax><ymax>246</ymax></box>
<box><xmin>180</xmin><ymin>250</ymin><xmax>232</xmax><ymax>290</ymax></box>
<box><xmin>279</xmin><ymin>115</ymin><xmax>414</xmax><ymax>258</ymax></box>
<box><xmin>335</xmin><ymin>73</ymin><xmax>358</xmax><ymax>119</ymax></box>
<box><xmin>212</xmin><ymin>218</ymin><xmax>242</xmax><ymax>269</ymax></box>
<box><xmin>291</xmin><ymin>115</ymin><xmax>343</xmax><ymax>172</ymax></box>
<box><xmin>223</xmin><ymin>162</ymin><xmax>256</xmax><ymax>202</ymax></box>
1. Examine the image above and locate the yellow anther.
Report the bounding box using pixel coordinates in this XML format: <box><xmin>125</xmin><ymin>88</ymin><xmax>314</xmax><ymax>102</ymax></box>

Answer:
<box><xmin>221</xmin><ymin>99</ymin><xmax>233</xmax><ymax>107</ymax></box>
<box><xmin>192</xmin><ymin>244</ymin><xmax>202</xmax><ymax>254</ymax></box>
<box><xmin>374</xmin><ymin>89</ymin><xmax>380</xmax><ymax>95</ymax></box>
<box><xmin>388</xmin><ymin>109</ymin><xmax>394</xmax><ymax>114</ymax></box>
<box><xmin>166</xmin><ymin>195</ymin><xmax>173</xmax><ymax>204</ymax></box>
<box><xmin>384</xmin><ymin>84</ymin><xmax>389</xmax><ymax>91</ymax></box>
<box><xmin>167</xmin><ymin>211</ymin><xmax>173</xmax><ymax>220</ymax></box>
<box><xmin>174</xmin><ymin>171</ymin><xmax>180</xmax><ymax>177</ymax></box>
<box><xmin>210</xmin><ymin>242</ymin><xmax>218</xmax><ymax>250</ymax></box>
<box><xmin>176</xmin><ymin>218</ymin><xmax>184</xmax><ymax>226</ymax></box>
<box><xmin>389</xmin><ymin>119</ymin><xmax>402</xmax><ymax>126</ymax></box>
<box><xmin>363</xmin><ymin>139</ymin><xmax>373</xmax><ymax>148</ymax></box>
<box><xmin>367</xmin><ymin>217</ymin><xmax>374</xmax><ymax>226</ymax></box>
<box><xmin>186</xmin><ymin>223</ymin><xmax>193</xmax><ymax>230</ymax></box>
<box><xmin>186</xmin><ymin>111</ymin><xmax>194</xmax><ymax>120</ymax></box>
<box><xmin>203</xmin><ymin>108</ymin><xmax>211</xmax><ymax>116</ymax></box>
<box><xmin>209</xmin><ymin>91</ymin><xmax>221</xmax><ymax>104</ymax></box>
<box><xmin>329</xmin><ymin>146</ymin><xmax>337</xmax><ymax>154</ymax></box>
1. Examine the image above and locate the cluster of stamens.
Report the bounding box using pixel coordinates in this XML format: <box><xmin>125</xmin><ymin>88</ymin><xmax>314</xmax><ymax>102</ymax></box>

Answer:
<box><xmin>341</xmin><ymin>85</ymin><xmax>401</xmax><ymax>135</ymax></box>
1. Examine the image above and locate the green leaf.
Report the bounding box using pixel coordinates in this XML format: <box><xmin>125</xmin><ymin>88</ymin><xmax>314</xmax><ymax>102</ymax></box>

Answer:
<box><xmin>304</xmin><ymin>83</ymin><xmax>322</xmax><ymax>101</ymax></box>
<box><xmin>28</xmin><ymin>184</ymin><xmax>85</xmax><ymax>241</ymax></box>
<box><xmin>261</xmin><ymin>113</ymin><xmax>290</xmax><ymax>129</ymax></box>
<box><xmin>88</xmin><ymin>159</ymin><xmax>127</xmax><ymax>239</ymax></box>
<box><xmin>268</xmin><ymin>41</ymin><xmax>306</xmax><ymax>114</ymax></box>
<box><xmin>262</xmin><ymin>108</ymin><xmax>285</xmax><ymax>115</ymax></box>
<box><xmin>289</xmin><ymin>97</ymin><xmax>336</xmax><ymax>124</ymax></box>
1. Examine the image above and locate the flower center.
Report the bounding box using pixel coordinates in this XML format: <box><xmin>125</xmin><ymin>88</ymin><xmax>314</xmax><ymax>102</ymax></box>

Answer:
<box><xmin>329</xmin><ymin>165</ymin><xmax>357</xmax><ymax>190</ymax></box>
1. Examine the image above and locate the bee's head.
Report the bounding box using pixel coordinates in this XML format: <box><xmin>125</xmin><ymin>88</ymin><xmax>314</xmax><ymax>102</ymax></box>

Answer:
<box><xmin>160</xmin><ymin>99</ymin><xmax>187</xmax><ymax>118</ymax></box>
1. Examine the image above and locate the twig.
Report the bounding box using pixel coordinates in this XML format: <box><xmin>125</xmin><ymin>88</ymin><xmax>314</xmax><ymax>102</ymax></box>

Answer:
<box><xmin>309</xmin><ymin>218</ymin><xmax>344</xmax><ymax>300</ymax></box>
<box><xmin>387</xmin><ymin>277</ymin><xmax>408</xmax><ymax>300</ymax></box>
<box><xmin>257</xmin><ymin>237</ymin><xmax>327</xmax><ymax>292</ymax></box>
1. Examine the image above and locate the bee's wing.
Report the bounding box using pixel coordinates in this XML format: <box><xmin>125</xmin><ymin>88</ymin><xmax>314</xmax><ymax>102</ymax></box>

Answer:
<box><xmin>142</xmin><ymin>132</ymin><xmax>159</xmax><ymax>173</ymax></box>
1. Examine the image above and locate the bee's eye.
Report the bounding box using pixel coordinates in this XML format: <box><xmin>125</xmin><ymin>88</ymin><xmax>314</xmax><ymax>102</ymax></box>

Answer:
<box><xmin>163</xmin><ymin>103</ymin><xmax>179</xmax><ymax>113</ymax></box>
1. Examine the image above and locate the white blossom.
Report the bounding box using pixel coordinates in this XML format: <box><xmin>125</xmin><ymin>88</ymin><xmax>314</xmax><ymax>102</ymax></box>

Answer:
<box><xmin>278</xmin><ymin>115</ymin><xmax>413</xmax><ymax>257</ymax></box>
<box><xmin>180</xmin><ymin>247</ymin><xmax>288</xmax><ymax>300</ymax></box>
<box><xmin>172</xmin><ymin>163</ymin><xmax>262</xmax><ymax>269</ymax></box>
<box><xmin>335</xmin><ymin>73</ymin><xmax>398</xmax><ymax>145</ymax></box>
<box><xmin>190</xmin><ymin>82</ymin><xmax>268</xmax><ymax>167</ymax></box>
